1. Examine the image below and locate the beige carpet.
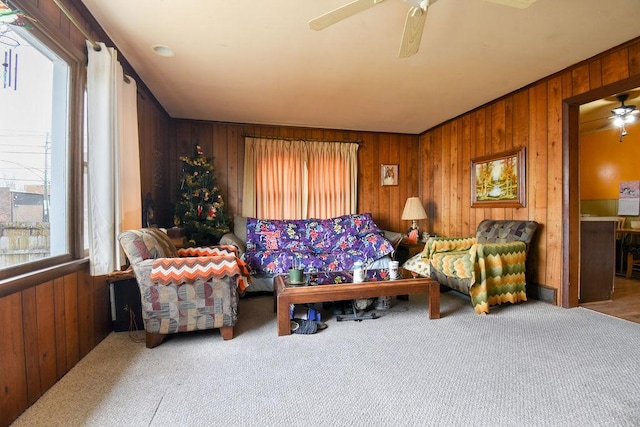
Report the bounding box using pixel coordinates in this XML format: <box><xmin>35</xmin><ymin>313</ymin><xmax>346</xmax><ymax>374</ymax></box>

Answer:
<box><xmin>11</xmin><ymin>291</ymin><xmax>640</xmax><ymax>426</ymax></box>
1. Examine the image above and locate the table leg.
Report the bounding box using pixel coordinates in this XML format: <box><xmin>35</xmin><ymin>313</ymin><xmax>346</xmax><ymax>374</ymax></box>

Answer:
<box><xmin>428</xmin><ymin>282</ymin><xmax>440</xmax><ymax>319</ymax></box>
<box><xmin>277</xmin><ymin>296</ymin><xmax>291</xmax><ymax>336</ymax></box>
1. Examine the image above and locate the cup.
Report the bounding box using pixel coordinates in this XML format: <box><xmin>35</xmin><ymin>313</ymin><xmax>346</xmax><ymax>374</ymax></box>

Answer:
<box><xmin>288</xmin><ymin>268</ymin><xmax>304</xmax><ymax>284</ymax></box>
<box><xmin>353</xmin><ymin>261</ymin><xmax>365</xmax><ymax>283</ymax></box>
<box><xmin>389</xmin><ymin>261</ymin><xmax>399</xmax><ymax>280</ymax></box>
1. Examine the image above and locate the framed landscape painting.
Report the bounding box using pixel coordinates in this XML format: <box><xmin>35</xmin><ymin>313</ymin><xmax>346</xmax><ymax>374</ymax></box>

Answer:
<box><xmin>471</xmin><ymin>148</ymin><xmax>526</xmax><ymax>208</ymax></box>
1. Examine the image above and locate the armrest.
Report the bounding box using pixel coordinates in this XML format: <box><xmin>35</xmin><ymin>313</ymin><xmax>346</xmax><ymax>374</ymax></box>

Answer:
<box><xmin>220</xmin><ymin>232</ymin><xmax>246</xmax><ymax>256</ymax></box>
<box><xmin>424</xmin><ymin>237</ymin><xmax>477</xmax><ymax>259</ymax></box>
<box><xmin>382</xmin><ymin>230</ymin><xmax>404</xmax><ymax>260</ymax></box>
<box><xmin>177</xmin><ymin>245</ymin><xmax>239</xmax><ymax>257</ymax></box>
<box><xmin>149</xmin><ymin>255</ymin><xmax>251</xmax><ymax>291</ymax></box>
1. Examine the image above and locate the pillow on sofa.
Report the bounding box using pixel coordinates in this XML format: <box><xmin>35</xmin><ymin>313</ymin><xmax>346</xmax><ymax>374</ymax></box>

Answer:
<box><xmin>230</xmin><ymin>215</ymin><xmax>248</xmax><ymax>241</ymax></box>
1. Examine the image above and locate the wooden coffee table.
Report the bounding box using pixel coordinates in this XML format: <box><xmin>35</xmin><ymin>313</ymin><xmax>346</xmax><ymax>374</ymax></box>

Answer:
<box><xmin>273</xmin><ymin>268</ymin><xmax>440</xmax><ymax>336</ymax></box>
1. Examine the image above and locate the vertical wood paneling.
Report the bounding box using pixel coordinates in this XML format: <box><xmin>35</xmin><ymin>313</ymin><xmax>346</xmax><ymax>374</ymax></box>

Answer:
<box><xmin>35</xmin><ymin>282</ymin><xmax>58</xmax><ymax>393</ymax></box>
<box><xmin>629</xmin><ymin>43</ymin><xmax>640</xmax><ymax>76</ymax></box>
<box><xmin>77</xmin><ymin>272</ymin><xmax>93</xmax><ymax>358</ymax></box>
<box><xmin>0</xmin><ymin>266</ymin><xmax>112</xmax><ymax>427</ymax></box>
<box><xmin>546</xmin><ymin>76</ymin><xmax>564</xmax><ymax>294</ymax></box>
<box><xmin>93</xmin><ymin>276</ymin><xmax>112</xmax><ymax>346</ymax></box>
<box><xmin>63</xmin><ymin>274</ymin><xmax>79</xmax><ymax>372</ymax></box>
<box><xmin>588</xmin><ymin>61</ymin><xmax>603</xmax><ymax>91</ymax></box>
<box><xmin>0</xmin><ymin>293</ymin><xmax>27</xmax><ymax>426</ymax></box>
<box><xmin>172</xmin><ymin>123</ymin><xmax>420</xmax><ymax>233</ymax></box>
<box><xmin>418</xmin><ymin>38</ymin><xmax>640</xmax><ymax>302</ymax></box>
<box><xmin>378</xmin><ymin>134</ymin><xmax>391</xmax><ymax>228</ymax></box>
<box><xmin>512</xmin><ymin>90</ymin><xmax>530</xmax><ymax>222</ymax></box>
<box><xmin>21</xmin><ymin>287</ymin><xmax>41</xmax><ymax>405</ymax></box>
<box><xmin>460</xmin><ymin>116</ymin><xmax>472</xmax><ymax>233</ymax></box>
<box><xmin>431</xmin><ymin>127</ymin><xmax>444</xmax><ymax>232</ymax></box>
<box><xmin>53</xmin><ymin>277</ymin><xmax>67</xmax><ymax>381</ymax></box>
<box><xmin>447</xmin><ymin>120</ymin><xmax>459</xmax><ymax>236</ymax></box>
<box><xmin>571</xmin><ymin>64</ymin><xmax>590</xmax><ymax>95</ymax></box>
<box><xmin>440</xmin><ymin>125</ymin><xmax>451</xmax><ymax>235</ymax></box>
<box><xmin>601</xmin><ymin>49</ymin><xmax>629</xmax><ymax>85</ymax></box>
<box><xmin>472</xmin><ymin>111</ymin><xmax>485</xmax><ymax>229</ymax></box>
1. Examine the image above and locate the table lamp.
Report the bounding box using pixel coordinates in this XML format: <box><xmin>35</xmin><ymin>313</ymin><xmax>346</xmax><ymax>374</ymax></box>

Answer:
<box><xmin>401</xmin><ymin>197</ymin><xmax>427</xmax><ymax>243</ymax></box>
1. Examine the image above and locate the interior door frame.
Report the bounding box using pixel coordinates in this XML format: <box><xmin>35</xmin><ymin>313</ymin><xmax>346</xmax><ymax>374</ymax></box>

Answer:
<box><xmin>563</xmin><ymin>74</ymin><xmax>640</xmax><ymax>308</ymax></box>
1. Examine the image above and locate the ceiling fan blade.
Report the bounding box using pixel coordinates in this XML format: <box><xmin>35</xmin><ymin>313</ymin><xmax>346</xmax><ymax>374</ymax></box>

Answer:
<box><xmin>484</xmin><ymin>0</ymin><xmax>536</xmax><ymax>8</ymax></box>
<box><xmin>309</xmin><ymin>0</ymin><xmax>387</xmax><ymax>31</ymax></box>
<box><xmin>399</xmin><ymin>6</ymin><xmax>428</xmax><ymax>58</ymax></box>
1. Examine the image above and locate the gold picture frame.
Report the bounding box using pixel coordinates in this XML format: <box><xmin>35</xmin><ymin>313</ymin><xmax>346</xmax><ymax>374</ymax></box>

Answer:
<box><xmin>471</xmin><ymin>148</ymin><xmax>526</xmax><ymax>208</ymax></box>
<box><xmin>381</xmin><ymin>164</ymin><xmax>398</xmax><ymax>186</ymax></box>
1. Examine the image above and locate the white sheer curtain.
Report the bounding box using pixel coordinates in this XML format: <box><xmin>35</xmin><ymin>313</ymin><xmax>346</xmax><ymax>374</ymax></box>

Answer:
<box><xmin>242</xmin><ymin>137</ymin><xmax>358</xmax><ymax>219</ymax></box>
<box><xmin>86</xmin><ymin>41</ymin><xmax>141</xmax><ymax>275</ymax></box>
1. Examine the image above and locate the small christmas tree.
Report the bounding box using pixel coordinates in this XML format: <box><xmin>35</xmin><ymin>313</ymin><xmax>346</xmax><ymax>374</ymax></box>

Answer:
<box><xmin>174</xmin><ymin>144</ymin><xmax>230</xmax><ymax>246</ymax></box>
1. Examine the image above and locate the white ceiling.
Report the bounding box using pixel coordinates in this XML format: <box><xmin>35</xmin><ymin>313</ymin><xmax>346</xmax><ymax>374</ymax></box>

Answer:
<box><xmin>80</xmin><ymin>0</ymin><xmax>640</xmax><ymax>134</ymax></box>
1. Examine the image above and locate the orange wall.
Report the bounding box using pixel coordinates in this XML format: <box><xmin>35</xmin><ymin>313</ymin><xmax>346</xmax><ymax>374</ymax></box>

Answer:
<box><xmin>580</xmin><ymin>124</ymin><xmax>640</xmax><ymax>199</ymax></box>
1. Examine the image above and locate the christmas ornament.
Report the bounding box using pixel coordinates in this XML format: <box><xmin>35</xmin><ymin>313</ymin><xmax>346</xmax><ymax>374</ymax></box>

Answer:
<box><xmin>206</xmin><ymin>205</ymin><xmax>216</xmax><ymax>220</ymax></box>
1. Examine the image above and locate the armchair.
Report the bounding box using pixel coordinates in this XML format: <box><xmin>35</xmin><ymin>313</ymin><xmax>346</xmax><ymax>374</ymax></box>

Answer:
<box><xmin>118</xmin><ymin>227</ymin><xmax>250</xmax><ymax>348</ymax></box>
<box><xmin>403</xmin><ymin>220</ymin><xmax>538</xmax><ymax>314</ymax></box>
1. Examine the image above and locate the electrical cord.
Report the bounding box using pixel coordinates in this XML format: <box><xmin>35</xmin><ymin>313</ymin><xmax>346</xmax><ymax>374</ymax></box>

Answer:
<box><xmin>127</xmin><ymin>307</ymin><xmax>145</xmax><ymax>343</ymax></box>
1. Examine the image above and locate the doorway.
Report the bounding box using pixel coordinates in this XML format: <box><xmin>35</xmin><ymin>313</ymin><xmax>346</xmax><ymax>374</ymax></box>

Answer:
<box><xmin>567</xmin><ymin>80</ymin><xmax>640</xmax><ymax>322</ymax></box>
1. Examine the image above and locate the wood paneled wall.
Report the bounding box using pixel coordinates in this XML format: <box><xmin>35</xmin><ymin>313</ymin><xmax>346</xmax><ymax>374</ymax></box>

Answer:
<box><xmin>419</xmin><ymin>38</ymin><xmax>640</xmax><ymax>305</ymax></box>
<box><xmin>167</xmin><ymin>121</ymin><xmax>421</xmax><ymax>233</ymax></box>
<box><xmin>0</xmin><ymin>265</ymin><xmax>111</xmax><ymax>427</ymax></box>
<box><xmin>1</xmin><ymin>2</ymin><xmax>172</xmax><ymax>426</ymax></box>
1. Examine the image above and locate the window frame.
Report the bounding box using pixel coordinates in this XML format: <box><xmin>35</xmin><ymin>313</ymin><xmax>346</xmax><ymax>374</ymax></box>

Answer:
<box><xmin>0</xmin><ymin>3</ymin><xmax>87</xmax><ymax>290</ymax></box>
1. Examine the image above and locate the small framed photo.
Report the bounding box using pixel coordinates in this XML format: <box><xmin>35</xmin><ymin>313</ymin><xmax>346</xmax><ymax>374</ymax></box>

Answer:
<box><xmin>381</xmin><ymin>164</ymin><xmax>398</xmax><ymax>186</ymax></box>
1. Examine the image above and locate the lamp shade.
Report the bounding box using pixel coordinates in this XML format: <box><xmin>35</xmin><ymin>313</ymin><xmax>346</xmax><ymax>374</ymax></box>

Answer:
<box><xmin>401</xmin><ymin>197</ymin><xmax>427</xmax><ymax>221</ymax></box>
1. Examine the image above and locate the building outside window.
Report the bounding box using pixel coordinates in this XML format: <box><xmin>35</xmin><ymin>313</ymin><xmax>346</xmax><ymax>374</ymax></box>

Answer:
<box><xmin>0</xmin><ymin>25</ymin><xmax>70</xmax><ymax>273</ymax></box>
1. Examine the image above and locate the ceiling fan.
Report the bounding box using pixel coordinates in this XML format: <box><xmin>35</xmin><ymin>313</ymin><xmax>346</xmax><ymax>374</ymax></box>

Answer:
<box><xmin>308</xmin><ymin>0</ymin><xmax>537</xmax><ymax>58</ymax></box>
<box><xmin>611</xmin><ymin>93</ymin><xmax>638</xmax><ymax>140</ymax></box>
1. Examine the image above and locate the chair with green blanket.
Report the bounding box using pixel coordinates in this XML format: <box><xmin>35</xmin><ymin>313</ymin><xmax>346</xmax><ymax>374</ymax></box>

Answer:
<box><xmin>403</xmin><ymin>220</ymin><xmax>538</xmax><ymax>314</ymax></box>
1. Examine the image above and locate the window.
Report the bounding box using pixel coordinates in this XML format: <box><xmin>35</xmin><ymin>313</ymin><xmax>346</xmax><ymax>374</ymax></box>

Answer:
<box><xmin>0</xmin><ymin>24</ymin><xmax>76</xmax><ymax>279</ymax></box>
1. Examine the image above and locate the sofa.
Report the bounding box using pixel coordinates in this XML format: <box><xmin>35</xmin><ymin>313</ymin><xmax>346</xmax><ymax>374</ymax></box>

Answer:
<box><xmin>220</xmin><ymin>213</ymin><xmax>399</xmax><ymax>292</ymax></box>
<box><xmin>118</xmin><ymin>227</ymin><xmax>251</xmax><ymax>348</ymax></box>
<box><xmin>403</xmin><ymin>220</ymin><xmax>538</xmax><ymax>314</ymax></box>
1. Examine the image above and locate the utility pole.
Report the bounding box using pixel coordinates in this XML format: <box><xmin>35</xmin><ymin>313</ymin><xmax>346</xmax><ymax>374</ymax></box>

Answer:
<box><xmin>43</xmin><ymin>133</ymin><xmax>49</xmax><ymax>222</ymax></box>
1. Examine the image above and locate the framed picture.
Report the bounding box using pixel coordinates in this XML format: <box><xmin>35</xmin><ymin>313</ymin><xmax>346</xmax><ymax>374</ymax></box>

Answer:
<box><xmin>381</xmin><ymin>164</ymin><xmax>398</xmax><ymax>186</ymax></box>
<box><xmin>471</xmin><ymin>148</ymin><xmax>526</xmax><ymax>208</ymax></box>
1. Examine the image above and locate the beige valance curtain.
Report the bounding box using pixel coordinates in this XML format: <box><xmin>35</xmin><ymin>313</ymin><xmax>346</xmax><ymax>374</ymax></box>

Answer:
<box><xmin>242</xmin><ymin>137</ymin><xmax>358</xmax><ymax>219</ymax></box>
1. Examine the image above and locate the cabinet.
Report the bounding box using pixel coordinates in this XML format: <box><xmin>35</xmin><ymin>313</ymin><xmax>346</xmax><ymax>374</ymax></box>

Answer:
<box><xmin>396</xmin><ymin>239</ymin><xmax>425</xmax><ymax>264</ymax></box>
<box><xmin>580</xmin><ymin>218</ymin><xmax>616</xmax><ymax>303</ymax></box>
<box><xmin>107</xmin><ymin>270</ymin><xmax>143</xmax><ymax>332</ymax></box>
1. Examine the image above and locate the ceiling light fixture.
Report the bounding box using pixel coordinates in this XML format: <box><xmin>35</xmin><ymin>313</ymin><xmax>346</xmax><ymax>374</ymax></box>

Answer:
<box><xmin>151</xmin><ymin>44</ymin><xmax>174</xmax><ymax>57</ymax></box>
<box><xmin>611</xmin><ymin>93</ymin><xmax>636</xmax><ymax>142</ymax></box>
